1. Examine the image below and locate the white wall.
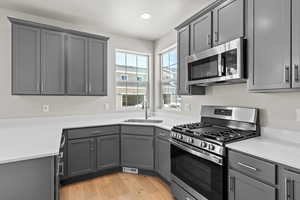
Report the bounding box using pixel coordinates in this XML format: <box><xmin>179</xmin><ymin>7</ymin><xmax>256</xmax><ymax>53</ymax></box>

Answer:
<box><xmin>0</xmin><ymin>8</ymin><xmax>154</xmax><ymax>119</ymax></box>
<box><xmin>154</xmin><ymin>30</ymin><xmax>300</xmax><ymax>131</ymax></box>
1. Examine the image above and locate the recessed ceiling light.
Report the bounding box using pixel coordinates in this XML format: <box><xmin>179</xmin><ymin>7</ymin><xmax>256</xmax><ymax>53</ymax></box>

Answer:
<box><xmin>140</xmin><ymin>13</ymin><xmax>152</xmax><ymax>20</ymax></box>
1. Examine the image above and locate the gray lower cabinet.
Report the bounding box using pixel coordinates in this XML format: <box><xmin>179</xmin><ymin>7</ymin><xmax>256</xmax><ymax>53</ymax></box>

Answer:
<box><xmin>68</xmin><ymin>138</ymin><xmax>96</xmax><ymax>177</ymax></box>
<box><xmin>97</xmin><ymin>134</ymin><xmax>120</xmax><ymax>170</ymax></box>
<box><xmin>213</xmin><ymin>0</ymin><xmax>244</xmax><ymax>46</ymax></box>
<box><xmin>66</xmin><ymin>34</ymin><xmax>88</xmax><ymax>95</ymax></box>
<box><xmin>177</xmin><ymin>25</ymin><xmax>190</xmax><ymax>95</ymax></box>
<box><xmin>121</xmin><ymin>134</ymin><xmax>154</xmax><ymax>170</ymax></box>
<box><xmin>0</xmin><ymin>156</ymin><xmax>55</xmax><ymax>200</ymax></box>
<box><xmin>247</xmin><ymin>0</ymin><xmax>291</xmax><ymax>91</ymax></box>
<box><xmin>155</xmin><ymin>136</ymin><xmax>171</xmax><ymax>182</ymax></box>
<box><xmin>190</xmin><ymin>12</ymin><xmax>212</xmax><ymax>55</ymax></box>
<box><xmin>12</xmin><ymin>24</ymin><xmax>41</xmax><ymax>95</ymax></box>
<box><xmin>88</xmin><ymin>38</ymin><xmax>107</xmax><ymax>96</ymax></box>
<box><xmin>228</xmin><ymin>169</ymin><xmax>276</xmax><ymax>200</ymax></box>
<box><xmin>280</xmin><ymin>168</ymin><xmax>300</xmax><ymax>200</ymax></box>
<box><xmin>41</xmin><ymin>29</ymin><xmax>65</xmax><ymax>95</ymax></box>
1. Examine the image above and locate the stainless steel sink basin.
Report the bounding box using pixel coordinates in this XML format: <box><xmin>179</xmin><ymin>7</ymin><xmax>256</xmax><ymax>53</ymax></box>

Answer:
<box><xmin>124</xmin><ymin>119</ymin><xmax>163</xmax><ymax>123</ymax></box>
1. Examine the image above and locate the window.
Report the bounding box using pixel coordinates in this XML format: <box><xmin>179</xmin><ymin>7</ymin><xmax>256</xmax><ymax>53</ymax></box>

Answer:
<box><xmin>160</xmin><ymin>48</ymin><xmax>181</xmax><ymax>110</ymax></box>
<box><xmin>116</xmin><ymin>51</ymin><xmax>149</xmax><ymax>110</ymax></box>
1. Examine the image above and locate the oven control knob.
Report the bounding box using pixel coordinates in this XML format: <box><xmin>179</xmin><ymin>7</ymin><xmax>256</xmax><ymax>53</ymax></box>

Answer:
<box><xmin>186</xmin><ymin>137</ymin><xmax>193</xmax><ymax>143</ymax></box>
<box><xmin>201</xmin><ymin>142</ymin><xmax>207</xmax><ymax>148</ymax></box>
<box><xmin>209</xmin><ymin>144</ymin><xmax>215</xmax><ymax>151</ymax></box>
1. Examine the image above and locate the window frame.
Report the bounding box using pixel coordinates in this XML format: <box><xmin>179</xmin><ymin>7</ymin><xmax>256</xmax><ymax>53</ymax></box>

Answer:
<box><xmin>159</xmin><ymin>44</ymin><xmax>181</xmax><ymax>111</ymax></box>
<box><xmin>115</xmin><ymin>49</ymin><xmax>151</xmax><ymax>111</ymax></box>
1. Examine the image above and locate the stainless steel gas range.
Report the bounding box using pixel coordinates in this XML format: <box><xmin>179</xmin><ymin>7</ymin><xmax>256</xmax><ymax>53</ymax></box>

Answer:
<box><xmin>170</xmin><ymin>105</ymin><xmax>260</xmax><ymax>200</ymax></box>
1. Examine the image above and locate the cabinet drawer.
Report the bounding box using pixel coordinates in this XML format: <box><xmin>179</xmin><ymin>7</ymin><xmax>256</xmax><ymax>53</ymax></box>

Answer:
<box><xmin>171</xmin><ymin>182</ymin><xmax>196</xmax><ymax>200</ymax></box>
<box><xmin>156</xmin><ymin>128</ymin><xmax>170</xmax><ymax>140</ymax></box>
<box><xmin>121</xmin><ymin>125</ymin><xmax>154</xmax><ymax>136</ymax></box>
<box><xmin>67</xmin><ymin>126</ymin><xmax>119</xmax><ymax>139</ymax></box>
<box><xmin>229</xmin><ymin>150</ymin><xmax>276</xmax><ymax>184</ymax></box>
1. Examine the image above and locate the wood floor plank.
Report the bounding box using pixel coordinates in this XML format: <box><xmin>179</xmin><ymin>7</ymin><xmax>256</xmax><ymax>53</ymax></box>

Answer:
<box><xmin>60</xmin><ymin>173</ymin><xmax>174</xmax><ymax>200</ymax></box>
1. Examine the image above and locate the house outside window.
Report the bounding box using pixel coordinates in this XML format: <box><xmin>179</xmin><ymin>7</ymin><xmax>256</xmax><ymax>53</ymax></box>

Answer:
<box><xmin>115</xmin><ymin>50</ymin><xmax>149</xmax><ymax>110</ymax></box>
<box><xmin>160</xmin><ymin>48</ymin><xmax>181</xmax><ymax>110</ymax></box>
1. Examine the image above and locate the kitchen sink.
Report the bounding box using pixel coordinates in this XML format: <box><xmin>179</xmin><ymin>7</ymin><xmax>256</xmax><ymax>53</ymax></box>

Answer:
<box><xmin>124</xmin><ymin>119</ymin><xmax>163</xmax><ymax>123</ymax></box>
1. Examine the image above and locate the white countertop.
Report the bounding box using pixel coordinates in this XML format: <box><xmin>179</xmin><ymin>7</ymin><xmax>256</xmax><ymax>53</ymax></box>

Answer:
<box><xmin>2</xmin><ymin>112</ymin><xmax>300</xmax><ymax>170</ymax></box>
<box><xmin>227</xmin><ymin>127</ymin><xmax>300</xmax><ymax>169</ymax></box>
<box><xmin>0</xmin><ymin>112</ymin><xmax>199</xmax><ymax>165</ymax></box>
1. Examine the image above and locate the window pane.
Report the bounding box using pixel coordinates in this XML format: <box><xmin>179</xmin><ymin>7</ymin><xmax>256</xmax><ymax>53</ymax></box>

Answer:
<box><xmin>137</xmin><ymin>55</ymin><xmax>148</xmax><ymax>68</ymax></box>
<box><xmin>160</xmin><ymin>48</ymin><xmax>181</xmax><ymax>110</ymax></box>
<box><xmin>162</xmin><ymin>53</ymin><xmax>169</xmax><ymax>67</ymax></box>
<box><xmin>169</xmin><ymin>50</ymin><xmax>177</xmax><ymax>66</ymax></box>
<box><xmin>116</xmin><ymin>52</ymin><xmax>126</xmax><ymax>65</ymax></box>
<box><xmin>116</xmin><ymin>51</ymin><xmax>149</xmax><ymax>110</ymax></box>
<box><xmin>126</xmin><ymin>54</ymin><xmax>137</xmax><ymax>67</ymax></box>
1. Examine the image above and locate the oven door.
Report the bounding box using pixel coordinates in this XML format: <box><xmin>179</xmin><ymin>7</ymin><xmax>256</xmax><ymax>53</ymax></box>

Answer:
<box><xmin>170</xmin><ymin>139</ymin><xmax>226</xmax><ymax>200</ymax></box>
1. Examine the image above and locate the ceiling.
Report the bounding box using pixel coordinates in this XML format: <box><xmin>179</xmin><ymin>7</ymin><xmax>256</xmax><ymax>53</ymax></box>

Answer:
<box><xmin>0</xmin><ymin>0</ymin><xmax>213</xmax><ymax>40</ymax></box>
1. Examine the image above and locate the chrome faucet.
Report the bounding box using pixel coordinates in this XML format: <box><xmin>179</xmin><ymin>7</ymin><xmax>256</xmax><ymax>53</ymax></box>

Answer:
<box><xmin>144</xmin><ymin>100</ymin><xmax>149</xmax><ymax>120</ymax></box>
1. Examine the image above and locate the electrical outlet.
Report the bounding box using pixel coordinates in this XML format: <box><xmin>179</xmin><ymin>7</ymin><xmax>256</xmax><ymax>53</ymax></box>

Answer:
<box><xmin>296</xmin><ymin>109</ymin><xmax>300</xmax><ymax>121</ymax></box>
<box><xmin>104</xmin><ymin>103</ymin><xmax>110</xmax><ymax>110</ymax></box>
<box><xmin>42</xmin><ymin>105</ymin><xmax>50</xmax><ymax>113</ymax></box>
<box><xmin>184</xmin><ymin>104</ymin><xmax>192</xmax><ymax>112</ymax></box>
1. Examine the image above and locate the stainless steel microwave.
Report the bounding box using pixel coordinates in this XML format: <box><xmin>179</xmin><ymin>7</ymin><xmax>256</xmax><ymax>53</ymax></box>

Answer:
<box><xmin>187</xmin><ymin>38</ymin><xmax>246</xmax><ymax>86</ymax></box>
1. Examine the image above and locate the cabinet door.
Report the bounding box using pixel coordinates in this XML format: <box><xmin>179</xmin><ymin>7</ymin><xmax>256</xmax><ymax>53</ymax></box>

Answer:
<box><xmin>97</xmin><ymin>134</ymin><xmax>120</xmax><ymax>170</ymax></box>
<box><xmin>68</xmin><ymin>138</ymin><xmax>96</xmax><ymax>177</ymax></box>
<box><xmin>155</xmin><ymin>137</ymin><xmax>170</xmax><ymax>182</ymax></box>
<box><xmin>213</xmin><ymin>0</ymin><xmax>244</xmax><ymax>46</ymax></box>
<box><xmin>292</xmin><ymin>0</ymin><xmax>300</xmax><ymax>88</ymax></box>
<box><xmin>228</xmin><ymin>169</ymin><xmax>276</xmax><ymax>200</ymax></box>
<box><xmin>121</xmin><ymin>135</ymin><xmax>154</xmax><ymax>170</ymax></box>
<box><xmin>248</xmin><ymin>0</ymin><xmax>291</xmax><ymax>90</ymax></box>
<box><xmin>12</xmin><ymin>24</ymin><xmax>41</xmax><ymax>95</ymax></box>
<box><xmin>281</xmin><ymin>169</ymin><xmax>300</xmax><ymax>200</ymax></box>
<box><xmin>41</xmin><ymin>30</ymin><xmax>65</xmax><ymax>95</ymax></box>
<box><xmin>177</xmin><ymin>25</ymin><xmax>190</xmax><ymax>95</ymax></box>
<box><xmin>190</xmin><ymin>12</ymin><xmax>212</xmax><ymax>55</ymax></box>
<box><xmin>88</xmin><ymin>38</ymin><xmax>107</xmax><ymax>96</ymax></box>
<box><xmin>66</xmin><ymin>34</ymin><xmax>87</xmax><ymax>95</ymax></box>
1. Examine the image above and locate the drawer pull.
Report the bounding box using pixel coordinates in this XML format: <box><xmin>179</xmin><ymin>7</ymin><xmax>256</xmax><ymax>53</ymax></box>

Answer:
<box><xmin>159</xmin><ymin>133</ymin><xmax>166</xmax><ymax>137</ymax></box>
<box><xmin>185</xmin><ymin>197</ymin><xmax>192</xmax><ymax>200</ymax></box>
<box><xmin>238</xmin><ymin>162</ymin><xmax>257</xmax><ymax>171</ymax></box>
<box><xmin>92</xmin><ymin>131</ymin><xmax>102</xmax><ymax>135</ymax></box>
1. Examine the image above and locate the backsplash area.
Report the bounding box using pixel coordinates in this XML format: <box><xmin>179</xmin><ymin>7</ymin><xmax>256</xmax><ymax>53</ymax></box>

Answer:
<box><xmin>180</xmin><ymin>84</ymin><xmax>300</xmax><ymax>131</ymax></box>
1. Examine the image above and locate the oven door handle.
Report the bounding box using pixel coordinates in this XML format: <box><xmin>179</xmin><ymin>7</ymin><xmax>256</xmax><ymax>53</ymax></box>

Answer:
<box><xmin>170</xmin><ymin>139</ymin><xmax>223</xmax><ymax>166</ymax></box>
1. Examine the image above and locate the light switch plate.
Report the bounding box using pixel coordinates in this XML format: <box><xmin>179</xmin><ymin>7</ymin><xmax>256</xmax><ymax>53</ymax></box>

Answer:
<box><xmin>104</xmin><ymin>103</ymin><xmax>110</xmax><ymax>110</ymax></box>
<box><xmin>42</xmin><ymin>105</ymin><xmax>50</xmax><ymax>112</ymax></box>
<box><xmin>184</xmin><ymin>104</ymin><xmax>192</xmax><ymax>112</ymax></box>
<box><xmin>296</xmin><ymin>109</ymin><xmax>300</xmax><ymax>121</ymax></box>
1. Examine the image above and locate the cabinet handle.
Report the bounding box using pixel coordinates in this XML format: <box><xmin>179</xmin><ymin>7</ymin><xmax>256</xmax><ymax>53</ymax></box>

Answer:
<box><xmin>285</xmin><ymin>178</ymin><xmax>295</xmax><ymax>200</ymax></box>
<box><xmin>185</xmin><ymin>197</ymin><xmax>192</xmax><ymax>200</ymax></box>
<box><xmin>229</xmin><ymin>176</ymin><xmax>235</xmax><ymax>192</ymax></box>
<box><xmin>207</xmin><ymin>34</ymin><xmax>211</xmax><ymax>46</ymax></box>
<box><xmin>285</xmin><ymin>65</ymin><xmax>290</xmax><ymax>83</ymax></box>
<box><xmin>60</xmin><ymin>134</ymin><xmax>66</xmax><ymax>148</ymax></box>
<box><xmin>91</xmin><ymin>131</ymin><xmax>101</xmax><ymax>135</ymax></box>
<box><xmin>294</xmin><ymin>65</ymin><xmax>299</xmax><ymax>82</ymax></box>
<box><xmin>58</xmin><ymin>162</ymin><xmax>64</xmax><ymax>176</ymax></box>
<box><xmin>214</xmin><ymin>32</ymin><xmax>219</xmax><ymax>44</ymax></box>
<box><xmin>237</xmin><ymin>162</ymin><xmax>257</xmax><ymax>171</ymax></box>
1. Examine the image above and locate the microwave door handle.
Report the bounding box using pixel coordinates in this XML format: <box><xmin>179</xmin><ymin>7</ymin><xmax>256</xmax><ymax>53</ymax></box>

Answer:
<box><xmin>218</xmin><ymin>54</ymin><xmax>224</xmax><ymax>76</ymax></box>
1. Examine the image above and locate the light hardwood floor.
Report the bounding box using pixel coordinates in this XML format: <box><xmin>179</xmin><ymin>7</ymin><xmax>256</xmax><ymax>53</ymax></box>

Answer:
<box><xmin>60</xmin><ymin>173</ymin><xmax>175</xmax><ymax>200</ymax></box>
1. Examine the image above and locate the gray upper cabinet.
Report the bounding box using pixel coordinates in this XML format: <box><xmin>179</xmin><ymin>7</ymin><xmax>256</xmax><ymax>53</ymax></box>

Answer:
<box><xmin>68</xmin><ymin>138</ymin><xmax>96</xmax><ymax>177</ymax></box>
<box><xmin>96</xmin><ymin>134</ymin><xmax>120</xmax><ymax>170</ymax></box>
<box><xmin>66</xmin><ymin>34</ymin><xmax>88</xmax><ymax>95</ymax></box>
<box><xmin>88</xmin><ymin>38</ymin><xmax>107</xmax><ymax>96</ymax></box>
<box><xmin>121</xmin><ymin>134</ymin><xmax>154</xmax><ymax>170</ymax></box>
<box><xmin>280</xmin><ymin>169</ymin><xmax>300</xmax><ymax>200</ymax></box>
<box><xmin>12</xmin><ymin>24</ymin><xmax>41</xmax><ymax>95</ymax></box>
<box><xmin>190</xmin><ymin>12</ymin><xmax>212</xmax><ymax>55</ymax></box>
<box><xmin>9</xmin><ymin>17</ymin><xmax>108</xmax><ymax>96</ymax></box>
<box><xmin>213</xmin><ymin>0</ymin><xmax>244</xmax><ymax>46</ymax></box>
<box><xmin>41</xmin><ymin>30</ymin><xmax>65</xmax><ymax>95</ymax></box>
<box><xmin>292</xmin><ymin>0</ymin><xmax>300</xmax><ymax>89</ymax></box>
<box><xmin>248</xmin><ymin>0</ymin><xmax>291</xmax><ymax>91</ymax></box>
<box><xmin>228</xmin><ymin>169</ymin><xmax>276</xmax><ymax>200</ymax></box>
<box><xmin>177</xmin><ymin>25</ymin><xmax>190</xmax><ymax>95</ymax></box>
